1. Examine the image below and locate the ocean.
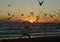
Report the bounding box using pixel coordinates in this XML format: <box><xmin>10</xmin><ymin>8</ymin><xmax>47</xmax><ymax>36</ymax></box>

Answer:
<box><xmin>0</xmin><ymin>20</ymin><xmax>60</xmax><ymax>39</ymax></box>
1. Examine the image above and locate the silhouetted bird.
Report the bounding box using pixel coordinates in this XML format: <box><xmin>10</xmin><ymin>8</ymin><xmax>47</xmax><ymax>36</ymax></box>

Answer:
<box><xmin>57</xmin><ymin>12</ymin><xmax>60</xmax><ymax>15</ymax></box>
<box><xmin>12</xmin><ymin>14</ymin><xmax>14</xmax><ymax>17</ymax></box>
<box><xmin>36</xmin><ymin>15</ymin><xmax>40</xmax><ymax>21</ymax></box>
<box><xmin>36</xmin><ymin>18</ymin><xmax>39</xmax><ymax>21</ymax></box>
<box><xmin>15</xmin><ymin>17</ymin><xmax>18</xmax><ymax>18</ymax></box>
<box><xmin>7</xmin><ymin>17</ymin><xmax>12</xmax><ymax>20</ymax></box>
<box><xmin>28</xmin><ymin>15</ymin><xmax>30</xmax><ymax>17</ymax></box>
<box><xmin>21</xmin><ymin>33</ymin><xmax>31</xmax><ymax>38</ymax></box>
<box><xmin>30</xmin><ymin>12</ymin><xmax>33</xmax><ymax>15</ymax></box>
<box><xmin>44</xmin><ymin>14</ymin><xmax>47</xmax><ymax>16</ymax></box>
<box><xmin>36</xmin><ymin>15</ymin><xmax>39</xmax><ymax>18</ymax></box>
<box><xmin>7</xmin><ymin>12</ymin><xmax>11</xmax><ymax>16</ymax></box>
<box><xmin>38</xmin><ymin>0</ymin><xmax>44</xmax><ymax>6</ymax></box>
<box><xmin>58</xmin><ymin>9</ymin><xmax>60</xmax><ymax>11</ymax></box>
<box><xmin>21</xmin><ymin>14</ymin><xmax>24</xmax><ymax>16</ymax></box>
<box><xmin>49</xmin><ymin>15</ymin><xmax>53</xmax><ymax>17</ymax></box>
<box><xmin>8</xmin><ymin>4</ymin><xmax>11</xmax><ymax>7</ymax></box>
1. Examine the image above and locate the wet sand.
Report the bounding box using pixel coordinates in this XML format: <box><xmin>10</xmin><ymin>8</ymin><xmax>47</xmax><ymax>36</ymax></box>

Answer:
<box><xmin>0</xmin><ymin>36</ymin><xmax>60</xmax><ymax>42</ymax></box>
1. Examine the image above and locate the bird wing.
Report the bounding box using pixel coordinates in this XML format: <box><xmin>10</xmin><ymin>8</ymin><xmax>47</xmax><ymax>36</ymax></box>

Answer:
<box><xmin>38</xmin><ymin>1</ymin><xmax>41</xmax><ymax>4</ymax></box>
<box><xmin>42</xmin><ymin>1</ymin><xmax>44</xmax><ymax>4</ymax></box>
<box><xmin>38</xmin><ymin>0</ymin><xmax>44</xmax><ymax>6</ymax></box>
<box><xmin>38</xmin><ymin>0</ymin><xmax>42</xmax><ymax>6</ymax></box>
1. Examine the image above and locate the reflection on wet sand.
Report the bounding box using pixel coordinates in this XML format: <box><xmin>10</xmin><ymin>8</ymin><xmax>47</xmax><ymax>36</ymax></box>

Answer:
<box><xmin>0</xmin><ymin>36</ymin><xmax>44</xmax><ymax>40</ymax></box>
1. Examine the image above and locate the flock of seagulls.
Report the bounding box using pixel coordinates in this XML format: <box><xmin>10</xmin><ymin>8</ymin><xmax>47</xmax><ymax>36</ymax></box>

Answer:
<box><xmin>0</xmin><ymin>0</ymin><xmax>59</xmax><ymax>38</ymax></box>
<box><xmin>0</xmin><ymin>0</ymin><xmax>59</xmax><ymax>22</ymax></box>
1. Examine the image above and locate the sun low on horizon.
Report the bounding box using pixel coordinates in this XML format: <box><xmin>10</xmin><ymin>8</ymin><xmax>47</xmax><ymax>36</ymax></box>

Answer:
<box><xmin>0</xmin><ymin>0</ymin><xmax>60</xmax><ymax>23</ymax></box>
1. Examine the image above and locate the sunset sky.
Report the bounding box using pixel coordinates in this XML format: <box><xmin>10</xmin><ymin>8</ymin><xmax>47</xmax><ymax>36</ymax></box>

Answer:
<box><xmin>0</xmin><ymin>0</ymin><xmax>60</xmax><ymax>23</ymax></box>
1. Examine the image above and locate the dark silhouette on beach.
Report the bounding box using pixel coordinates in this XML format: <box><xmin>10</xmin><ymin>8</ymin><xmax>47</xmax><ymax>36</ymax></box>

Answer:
<box><xmin>20</xmin><ymin>33</ymin><xmax>31</xmax><ymax>38</ymax></box>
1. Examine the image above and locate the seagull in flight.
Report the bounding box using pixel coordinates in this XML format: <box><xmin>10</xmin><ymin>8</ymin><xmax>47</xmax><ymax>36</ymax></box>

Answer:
<box><xmin>7</xmin><ymin>12</ymin><xmax>11</xmax><ymax>16</ymax></box>
<box><xmin>8</xmin><ymin>4</ymin><xmax>11</xmax><ymax>7</ymax></box>
<box><xmin>38</xmin><ymin>0</ymin><xmax>44</xmax><ymax>6</ymax></box>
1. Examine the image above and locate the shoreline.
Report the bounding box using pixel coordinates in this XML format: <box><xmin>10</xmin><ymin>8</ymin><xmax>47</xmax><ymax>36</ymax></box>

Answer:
<box><xmin>0</xmin><ymin>36</ymin><xmax>60</xmax><ymax>42</ymax></box>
